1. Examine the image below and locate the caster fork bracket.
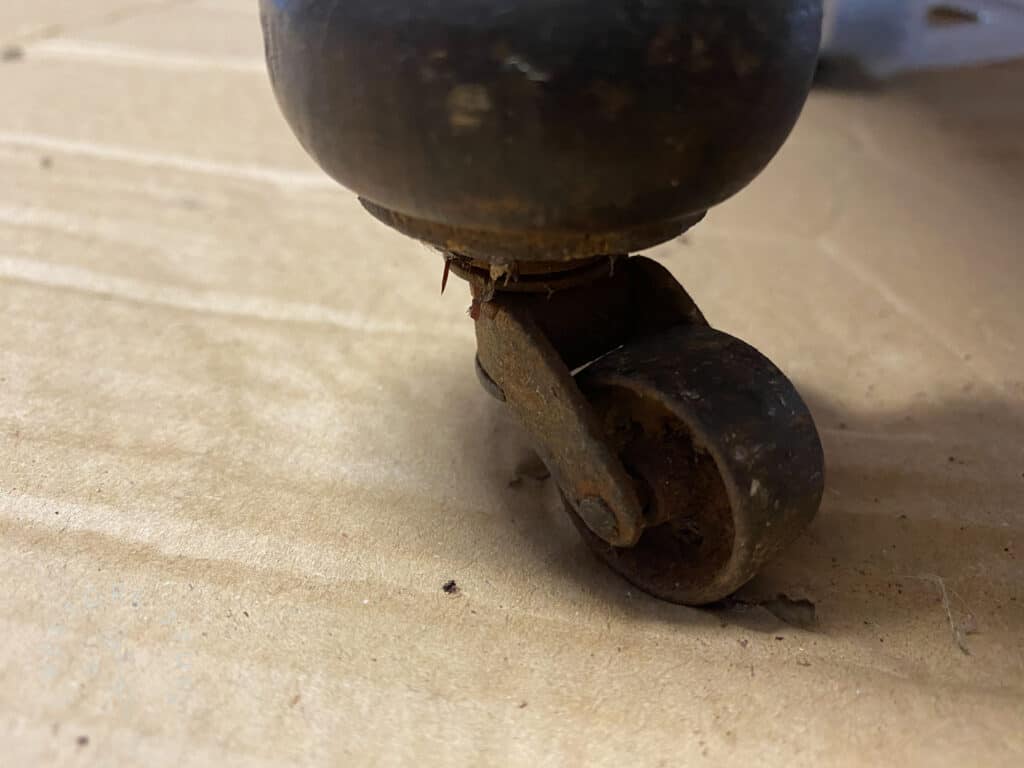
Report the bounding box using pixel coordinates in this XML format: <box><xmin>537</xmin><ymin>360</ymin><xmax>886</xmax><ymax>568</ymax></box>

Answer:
<box><xmin>471</xmin><ymin>255</ymin><xmax>707</xmax><ymax>548</ymax></box>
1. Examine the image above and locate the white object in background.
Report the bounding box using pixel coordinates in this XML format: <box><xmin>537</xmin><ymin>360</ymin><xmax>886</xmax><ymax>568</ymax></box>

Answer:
<box><xmin>821</xmin><ymin>0</ymin><xmax>1024</xmax><ymax>76</ymax></box>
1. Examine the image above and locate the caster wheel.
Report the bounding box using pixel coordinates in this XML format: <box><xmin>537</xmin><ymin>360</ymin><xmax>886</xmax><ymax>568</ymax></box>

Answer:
<box><xmin>569</xmin><ymin>325</ymin><xmax>824</xmax><ymax>605</ymax></box>
<box><xmin>260</xmin><ymin>0</ymin><xmax>827</xmax><ymax>607</ymax></box>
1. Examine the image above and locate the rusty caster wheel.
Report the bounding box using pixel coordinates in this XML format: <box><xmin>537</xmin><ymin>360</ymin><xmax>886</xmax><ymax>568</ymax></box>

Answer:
<box><xmin>466</xmin><ymin>257</ymin><xmax>825</xmax><ymax>606</ymax></box>
<box><xmin>570</xmin><ymin>325</ymin><xmax>824</xmax><ymax>605</ymax></box>
<box><xmin>260</xmin><ymin>0</ymin><xmax>827</xmax><ymax>605</ymax></box>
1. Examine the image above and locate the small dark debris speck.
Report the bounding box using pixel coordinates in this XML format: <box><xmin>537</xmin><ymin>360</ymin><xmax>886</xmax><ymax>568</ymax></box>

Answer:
<box><xmin>243</xmin><ymin>610</ymin><xmax>249</xmax><ymax>618</ymax></box>
<box><xmin>738</xmin><ymin>639</ymin><xmax>748</xmax><ymax>648</ymax></box>
<box><xmin>442</xmin><ymin>580</ymin><xmax>459</xmax><ymax>595</ymax></box>
<box><xmin>517</xmin><ymin>701</ymin><xmax>528</xmax><ymax>709</ymax></box>
<box><xmin>76</xmin><ymin>736</ymin><xmax>89</xmax><ymax>747</ymax></box>
<box><xmin>775</xmin><ymin>636</ymin><xmax>785</xmax><ymax>641</ymax></box>
<box><xmin>2</xmin><ymin>45</ymin><xmax>24</xmax><ymax>62</ymax></box>
<box><xmin>40</xmin><ymin>156</ymin><xmax>53</xmax><ymax>170</ymax></box>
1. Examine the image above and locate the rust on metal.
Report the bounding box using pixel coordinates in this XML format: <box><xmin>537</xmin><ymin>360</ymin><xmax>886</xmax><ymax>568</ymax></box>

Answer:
<box><xmin>473</xmin><ymin>289</ymin><xmax>646</xmax><ymax>547</ymax></box>
<box><xmin>471</xmin><ymin>255</ymin><xmax>711</xmax><ymax>549</ymax></box>
<box><xmin>362</xmin><ymin>200</ymin><xmax>705</xmax><ymax>263</ymax></box>
<box><xmin>471</xmin><ymin>257</ymin><xmax>824</xmax><ymax>604</ymax></box>
<box><xmin>574</xmin><ymin>325</ymin><xmax>825</xmax><ymax>605</ymax></box>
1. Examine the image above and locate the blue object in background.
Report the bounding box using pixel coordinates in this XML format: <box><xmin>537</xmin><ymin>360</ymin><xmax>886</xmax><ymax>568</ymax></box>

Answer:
<box><xmin>821</xmin><ymin>0</ymin><xmax>1024</xmax><ymax>76</ymax></box>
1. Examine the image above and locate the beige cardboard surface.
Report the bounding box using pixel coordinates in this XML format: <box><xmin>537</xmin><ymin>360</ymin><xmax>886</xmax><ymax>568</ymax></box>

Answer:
<box><xmin>2</xmin><ymin>2</ymin><xmax>1022</xmax><ymax>766</ymax></box>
